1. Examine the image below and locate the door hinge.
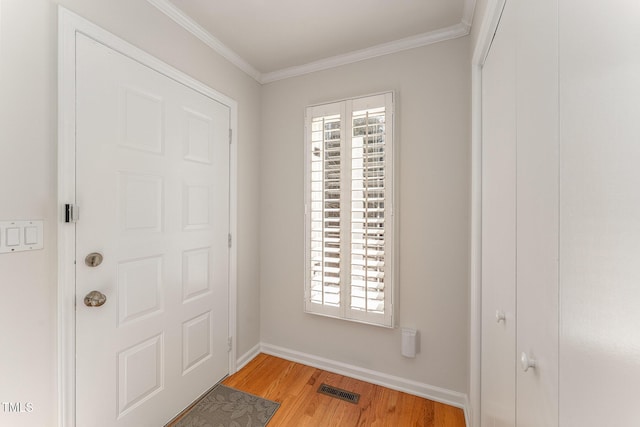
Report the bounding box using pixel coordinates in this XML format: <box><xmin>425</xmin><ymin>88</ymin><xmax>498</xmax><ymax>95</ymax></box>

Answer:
<box><xmin>227</xmin><ymin>337</ymin><xmax>232</xmax><ymax>352</ymax></box>
<box><xmin>229</xmin><ymin>129</ymin><xmax>232</xmax><ymax>144</ymax></box>
<box><xmin>228</xmin><ymin>233</ymin><xmax>232</xmax><ymax>248</ymax></box>
<box><xmin>64</xmin><ymin>204</ymin><xmax>79</xmax><ymax>223</ymax></box>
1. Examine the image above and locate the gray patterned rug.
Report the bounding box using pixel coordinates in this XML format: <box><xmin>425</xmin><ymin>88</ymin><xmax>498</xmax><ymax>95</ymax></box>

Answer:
<box><xmin>173</xmin><ymin>384</ymin><xmax>279</xmax><ymax>427</ymax></box>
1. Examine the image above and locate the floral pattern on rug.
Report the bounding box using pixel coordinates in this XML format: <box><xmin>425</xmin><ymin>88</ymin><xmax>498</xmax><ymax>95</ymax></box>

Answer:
<box><xmin>174</xmin><ymin>384</ymin><xmax>279</xmax><ymax>427</ymax></box>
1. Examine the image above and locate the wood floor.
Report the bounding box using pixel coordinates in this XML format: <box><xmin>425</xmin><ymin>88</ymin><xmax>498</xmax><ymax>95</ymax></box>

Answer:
<box><xmin>218</xmin><ymin>353</ymin><xmax>466</xmax><ymax>426</ymax></box>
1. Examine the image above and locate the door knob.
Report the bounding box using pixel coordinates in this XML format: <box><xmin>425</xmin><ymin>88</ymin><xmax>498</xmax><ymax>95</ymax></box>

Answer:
<box><xmin>84</xmin><ymin>290</ymin><xmax>107</xmax><ymax>307</ymax></box>
<box><xmin>521</xmin><ymin>352</ymin><xmax>537</xmax><ymax>372</ymax></box>
<box><xmin>495</xmin><ymin>310</ymin><xmax>506</xmax><ymax>323</ymax></box>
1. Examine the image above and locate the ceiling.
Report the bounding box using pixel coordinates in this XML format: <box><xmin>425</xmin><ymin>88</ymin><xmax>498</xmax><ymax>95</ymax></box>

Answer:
<box><xmin>148</xmin><ymin>0</ymin><xmax>476</xmax><ymax>83</ymax></box>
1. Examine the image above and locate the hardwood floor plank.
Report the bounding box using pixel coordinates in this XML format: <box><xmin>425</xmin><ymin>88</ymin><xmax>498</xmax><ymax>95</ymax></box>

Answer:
<box><xmin>220</xmin><ymin>354</ymin><xmax>466</xmax><ymax>426</ymax></box>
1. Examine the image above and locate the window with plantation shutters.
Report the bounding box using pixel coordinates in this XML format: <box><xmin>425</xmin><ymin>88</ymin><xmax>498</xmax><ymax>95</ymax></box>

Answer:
<box><xmin>304</xmin><ymin>92</ymin><xmax>394</xmax><ymax>327</ymax></box>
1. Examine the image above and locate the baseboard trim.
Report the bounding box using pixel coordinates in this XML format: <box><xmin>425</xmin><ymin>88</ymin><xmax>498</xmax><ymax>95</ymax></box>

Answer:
<box><xmin>260</xmin><ymin>342</ymin><xmax>470</xmax><ymax>422</ymax></box>
<box><xmin>235</xmin><ymin>343</ymin><xmax>261</xmax><ymax>372</ymax></box>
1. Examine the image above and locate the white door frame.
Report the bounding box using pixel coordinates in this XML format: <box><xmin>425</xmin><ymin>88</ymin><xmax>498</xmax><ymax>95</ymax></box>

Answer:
<box><xmin>469</xmin><ymin>1</ymin><xmax>507</xmax><ymax>427</ymax></box>
<box><xmin>57</xmin><ymin>7</ymin><xmax>238</xmax><ymax>427</ymax></box>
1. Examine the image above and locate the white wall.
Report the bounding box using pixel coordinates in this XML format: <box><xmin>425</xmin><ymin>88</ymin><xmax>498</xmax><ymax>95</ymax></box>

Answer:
<box><xmin>559</xmin><ymin>0</ymin><xmax>640</xmax><ymax>424</ymax></box>
<box><xmin>259</xmin><ymin>37</ymin><xmax>471</xmax><ymax>395</ymax></box>
<box><xmin>0</xmin><ymin>1</ymin><xmax>261</xmax><ymax>425</ymax></box>
<box><xmin>0</xmin><ymin>3</ymin><xmax>57</xmax><ymax>426</ymax></box>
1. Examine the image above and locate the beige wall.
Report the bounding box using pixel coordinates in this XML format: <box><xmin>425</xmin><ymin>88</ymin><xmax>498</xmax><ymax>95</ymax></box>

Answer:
<box><xmin>259</xmin><ymin>37</ymin><xmax>471</xmax><ymax>393</ymax></box>
<box><xmin>0</xmin><ymin>1</ymin><xmax>261</xmax><ymax>425</ymax></box>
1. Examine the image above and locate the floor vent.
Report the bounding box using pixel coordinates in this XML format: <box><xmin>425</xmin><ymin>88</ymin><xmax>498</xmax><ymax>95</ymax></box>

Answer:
<box><xmin>317</xmin><ymin>383</ymin><xmax>360</xmax><ymax>404</ymax></box>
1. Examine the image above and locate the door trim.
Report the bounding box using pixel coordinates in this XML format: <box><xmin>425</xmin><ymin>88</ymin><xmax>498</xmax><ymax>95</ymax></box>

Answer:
<box><xmin>57</xmin><ymin>7</ymin><xmax>238</xmax><ymax>427</ymax></box>
<box><xmin>469</xmin><ymin>1</ymin><xmax>507</xmax><ymax>427</ymax></box>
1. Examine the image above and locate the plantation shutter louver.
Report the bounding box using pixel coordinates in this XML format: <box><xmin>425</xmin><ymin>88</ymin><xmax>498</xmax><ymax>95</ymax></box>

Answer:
<box><xmin>304</xmin><ymin>93</ymin><xmax>394</xmax><ymax>327</ymax></box>
<box><xmin>309</xmin><ymin>110</ymin><xmax>343</xmax><ymax>312</ymax></box>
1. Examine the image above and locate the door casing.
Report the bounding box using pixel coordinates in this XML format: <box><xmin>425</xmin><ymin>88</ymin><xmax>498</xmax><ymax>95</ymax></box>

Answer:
<box><xmin>470</xmin><ymin>1</ymin><xmax>508</xmax><ymax>426</ymax></box>
<box><xmin>57</xmin><ymin>7</ymin><xmax>238</xmax><ymax>427</ymax></box>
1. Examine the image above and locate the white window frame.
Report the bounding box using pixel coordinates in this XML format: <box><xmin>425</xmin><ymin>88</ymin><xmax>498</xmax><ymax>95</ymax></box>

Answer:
<box><xmin>304</xmin><ymin>92</ymin><xmax>395</xmax><ymax>328</ymax></box>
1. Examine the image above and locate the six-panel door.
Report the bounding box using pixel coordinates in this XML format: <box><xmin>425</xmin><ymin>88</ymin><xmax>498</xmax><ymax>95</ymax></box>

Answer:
<box><xmin>75</xmin><ymin>33</ymin><xmax>230</xmax><ymax>426</ymax></box>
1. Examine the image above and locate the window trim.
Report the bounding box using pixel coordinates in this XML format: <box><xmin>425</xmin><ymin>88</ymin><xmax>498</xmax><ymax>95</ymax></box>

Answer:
<box><xmin>303</xmin><ymin>92</ymin><xmax>395</xmax><ymax>328</ymax></box>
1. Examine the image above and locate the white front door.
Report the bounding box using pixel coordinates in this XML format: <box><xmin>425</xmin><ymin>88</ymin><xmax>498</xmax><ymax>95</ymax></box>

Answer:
<box><xmin>74</xmin><ymin>33</ymin><xmax>230</xmax><ymax>426</ymax></box>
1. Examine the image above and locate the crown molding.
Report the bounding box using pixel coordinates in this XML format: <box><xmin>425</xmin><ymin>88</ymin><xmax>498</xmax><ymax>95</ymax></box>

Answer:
<box><xmin>146</xmin><ymin>0</ymin><xmax>262</xmax><ymax>82</ymax></box>
<box><xmin>261</xmin><ymin>22</ymin><xmax>471</xmax><ymax>84</ymax></box>
<box><xmin>147</xmin><ymin>0</ymin><xmax>476</xmax><ymax>85</ymax></box>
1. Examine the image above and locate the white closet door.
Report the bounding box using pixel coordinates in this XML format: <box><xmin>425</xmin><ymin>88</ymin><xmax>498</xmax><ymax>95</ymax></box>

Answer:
<box><xmin>481</xmin><ymin>1</ymin><xmax>517</xmax><ymax>425</ymax></box>
<box><xmin>515</xmin><ymin>0</ymin><xmax>559</xmax><ymax>424</ymax></box>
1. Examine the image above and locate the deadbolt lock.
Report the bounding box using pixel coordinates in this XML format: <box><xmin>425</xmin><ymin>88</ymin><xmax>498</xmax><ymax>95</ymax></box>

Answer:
<box><xmin>85</xmin><ymin>252</ymin><xmax>103</xmax><ymax>267</ymax></box>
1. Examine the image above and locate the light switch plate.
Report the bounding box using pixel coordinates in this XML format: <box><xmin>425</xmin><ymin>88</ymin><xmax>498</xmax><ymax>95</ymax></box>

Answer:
<box><xmin>0</xmin><ymin>220</ymin><xmax>44</xmax><ymax>253</ymax></box>
<box><xmin>6</xmin><ymin>227</ymin><xmax>21</xmax><ymax>246</ymax></box>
